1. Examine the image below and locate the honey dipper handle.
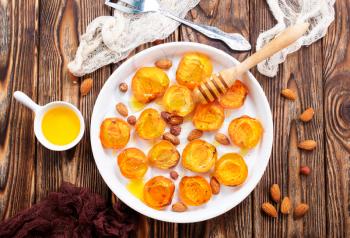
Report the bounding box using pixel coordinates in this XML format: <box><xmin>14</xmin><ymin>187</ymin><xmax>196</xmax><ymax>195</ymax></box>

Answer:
<box><xmin>192</xmin><ymin>23</ymin><xmax>309</xmax><ymax>104</ymax></box>
<box><xmin>219</xmin><ymin>23</ymin><xmax>310</xmax><ymax>86</ymax></box>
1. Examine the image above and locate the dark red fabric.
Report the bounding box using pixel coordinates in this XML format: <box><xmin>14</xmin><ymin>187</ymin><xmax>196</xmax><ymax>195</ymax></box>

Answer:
<box><xmin>0</xmin><ymin>182</ymin><xmax>135</xmax><ymax>238</ymax></box>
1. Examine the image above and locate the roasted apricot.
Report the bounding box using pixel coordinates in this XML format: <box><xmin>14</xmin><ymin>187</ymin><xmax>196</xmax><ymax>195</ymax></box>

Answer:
<box><xmin>100</xmin><ymin>118</ymin><xmax>130</xmax><ymax>149</ymax></box>
<box><xmin>148</xmin><ymin>140</ymin><xmax>180</xmax><ymax>169</ymax></box>
<box><xmin>182</xmin><ymin>139</ymin><xmax>217</xmax><ymax>173</ymax></box>
<box><xmin>132</xmin><ymin>67</ymin><xmax>170</xmax><ymax>103</ymax></box>
<box><xmin>214</xmin><ymin>153</ymin><xmax>248</xmax><ymax>186</ymax></box>
<box><xmin>143</xmin><ymin>176</ymin><xmax>175</xmax><ymax>209</ymax></box>
<box><xmin>162</xmin><ymin>85</ymin><xmax>195</xmax><ymax>117</ymax></box>
<box><xmin>228</xmin><ymin>116</ymin><xmax>263</xmax><ymax>149</ymax></box>
<box><xmin>117</xmin><ymin>148</ymin><xmax>148</xmax><ymax>179</ymax></box>
<box><xmin>179</xmin><ymin>176</ymin><xmax>212</xmax><ymax>206</ymax></box>
<box><xmin>176</xmin><ymin>52</ymin><xmax>213</xmax><ymax>90</ymax></box>
<box><xmin>135</xmin><ymin>108</ymin><xmax>166</xmax><ymax>139</ymax></box>
<box><xmin>192</xmin><ymin>102</ymin><xmax>225</xmax><ymax>131</ymax></box>
<box><xmin>218</xmin><ymin>80</ymin><xmax>248</xmax><ymax>109</ymax></box>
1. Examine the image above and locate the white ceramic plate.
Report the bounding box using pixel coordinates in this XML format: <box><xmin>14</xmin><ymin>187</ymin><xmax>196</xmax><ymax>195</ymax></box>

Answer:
<box><xmin>90</xmin><ymin>42</ymin><xmax>273</xmax><ymax>223</ymax></box>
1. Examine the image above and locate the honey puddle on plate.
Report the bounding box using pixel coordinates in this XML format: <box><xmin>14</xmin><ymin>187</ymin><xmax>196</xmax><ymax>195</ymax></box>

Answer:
<box><xmin>130</xmin><ymin>96</ymin><xmax>146</xmax><ymax>112</ymax></box>
<box><xmin>41</xmin><ymin>106</ymin><xmax>80</xmax><ymax>146</ymax></box>
<box><xmin>127</xmin><ymin>179</ymin><xmax>144</xmax><ymax>201</ymax></box>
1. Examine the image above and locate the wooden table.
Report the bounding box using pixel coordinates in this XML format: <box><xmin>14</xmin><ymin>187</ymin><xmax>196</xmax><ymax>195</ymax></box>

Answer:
<box><xmin>1</xmin><ymin>0</ymin><xmax>349</xmax><ymax>237</ymax></box>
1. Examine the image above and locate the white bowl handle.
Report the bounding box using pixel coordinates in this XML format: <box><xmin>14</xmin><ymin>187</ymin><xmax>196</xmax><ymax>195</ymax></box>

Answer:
<box><xmin>13</xmin><ymin>91</ymin><xmax>42</xmax><ymax>114</ymax></box>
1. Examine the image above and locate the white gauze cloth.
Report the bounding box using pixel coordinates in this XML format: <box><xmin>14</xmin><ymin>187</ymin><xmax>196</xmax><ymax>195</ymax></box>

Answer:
<box><xmin>257</xmin><ymin>0</ymin><xmax>335</xmax><ymax>77</ymax></box>
<box><xmin>68</xmin><ymin>0</ymin><xmax>199</xmax><ymax>76</ymax></box>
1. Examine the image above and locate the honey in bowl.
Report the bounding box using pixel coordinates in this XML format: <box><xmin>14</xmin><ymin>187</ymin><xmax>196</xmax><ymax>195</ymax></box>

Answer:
<box><xmin>41</xmin><ymin>106</ymin><xmax>81</xmax><ymax>146</ymax></box>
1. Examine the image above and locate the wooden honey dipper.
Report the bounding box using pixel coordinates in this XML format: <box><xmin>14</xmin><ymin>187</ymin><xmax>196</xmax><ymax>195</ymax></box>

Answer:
<box><xmin>192</xmin><ymin>23</ymin><xmax>310</xmax><ymax>104</ymax></box>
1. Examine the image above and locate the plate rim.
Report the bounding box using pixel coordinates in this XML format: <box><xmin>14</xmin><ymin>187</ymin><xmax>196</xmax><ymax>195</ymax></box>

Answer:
<box><xmin>90</xmin><ymin>42</ymin><xmax>273</xmax><ymax>223</ymax></box>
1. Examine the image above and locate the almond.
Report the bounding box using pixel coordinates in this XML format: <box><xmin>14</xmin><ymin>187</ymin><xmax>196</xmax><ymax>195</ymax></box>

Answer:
<box><xmin>280</xmin><ymin>197</ymin><xmax>291</xmax><ymax>214</ymax></box>
<box><xmin>300</xmin><ymin>166</ymin><xmax>311</xmax><ymax>175</ymax></box>
<box><xmin>170</xmin><ymin>125</ymin><xmax>181</xmax><ymax>136</ymax></box>
<box><xmin>270</xmin><ymin>184</ymin><xmax>281</xmax><ymax>203</ymax></box>
<box><xmin>116</xmin><ymin>103</ymin><xmax>128</xmax><ymax>117</ymax></box>
<box><xmin>261</xmin><ymin>202</ymin><xmax>278</xmax><ymax>218</ymax></box>
<box><xmin>163</xmin><ymin>132</ymin><xmax>180</xmax><ymax>146</ymax></box>
<box><xmin>298</xmin><ymin>140</ymin><xmax>317</xmax><ymax>151</ymax></box>
<box><xmin>119</xmin><ymin>82</ymin><xmax>128</xmax><ymax>93</ymax></box>
<box><xmin>155</xmin><ymin>59</ymin><xmax>172</xmax><ymax>70</ymax></box>
<box><xmin>169</xmin><ymin>116</ymin><xmax>183</xmax><ymax>126</ymax></box>
<box><xmin>187</xmin><ymin>129</ymin><xmax>203</xmax><ymax>141</ymax></box>
<box><xmin>294</xmin><ymin>203</ymin><xmax>309</xmax><ymax>218</ymax></box>
<box><xmin>215</xmin><ymin>133</ymin><xmax>230</xmax><ymax>145</ymax></box>
<box><xmin>127</xmin><ymin>115</ymin><xmax>136</xmax><ymax>126</ymax></box>
<box><xmin>281</xmin><ymin>88</ymin><xmax>297</xmax><ymax>100</ymax></box>
<box><xmin>170</xmin><ymin>171</ymin><xmax>179</xmax><ymax>180</ymax></box>
<box><xmin>210</xmin><ymin>177</ymin><xmax>220</xmax><ymax>195</ymax></box>
<box><xmin>299</xmin><ymin>108</ymin><xmax>314</xmax><ymax>122</ymax></box>
<box><xmin>172</xmin><ymin>202</ymin><xmax>187</xmax><ymax>212</ymax></box>
<box><xmin>161</xmin><ymin>111</ymin><xmax>172</xmax><ymax>122</ymax></box>
<box><xmin>80</xmin><ymin>78</ymin><xmax>93</xmax><ymax>96</ymax></box>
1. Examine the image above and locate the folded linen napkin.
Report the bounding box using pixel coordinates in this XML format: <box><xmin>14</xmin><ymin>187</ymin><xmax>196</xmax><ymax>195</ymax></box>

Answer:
<box><xmin>0</xmin><ymin>182</ymin><xmax>135</xmax><ymax>238</ymax></box>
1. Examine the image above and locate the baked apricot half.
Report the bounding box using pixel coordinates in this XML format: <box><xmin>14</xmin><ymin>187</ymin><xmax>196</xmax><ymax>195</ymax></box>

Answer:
<box><xmin>100</xmin><ymin>118</ymin><xmax>130</xmax><ymax>149</ymax></box>
<box><xmin>162</xmin><ymin>85</ymin><xmax>195</xmax><ymax>117</ymax></box>
<box><xmin>176</xmin><ymin>52</ymin><xmax>213</xmax><ymax>90</ymax></box>
<box><xmin>214</xmin><ymin>153</ymin><xmax>248</xmax><ymax>186</ymax></box>
<box><xmin>182</xmin><ymin>139</ymin><xmax>217</xmax><ymax>173</ymax></box>
<box><xmin>143</xmin><ymin>176</ymin><xmax>175</xmax><ymax>209</ymax></box>
<box><xmin>228</xmin><ymin>116</ymin><xmax>263</xmax><ymax>149</ymax></box>
<box><xmin>148</xmin><ymin>140</ymin><xmax>180</xmax><ymax>169</ymax></box>
<box><xmin>135</xmin><ymin>108</ymin><xmax>166</xmax><ymax>140</ymax></box>
<box><xmin>179</xmin><ymin>176</ymin><xmax>212</xmax><ymax>206</ymax></box>
<box><xmin>192</xmin><ymin>102</ymin><xmax>225</xmax><ymax>131</ymax></box>
<box><xmin>117</xmin><ymin>148</ymin><xmax>148</xmax><ymax>179</ymax></box>
<box><xmin>218</xmin><ymin>80</ymin><xmax>248</xmax><ymax>109</ymax></box>
<box><xmin>132</xmin><ymin>67</ymin><xmax>170</xmax><ymax>103</ymax></box>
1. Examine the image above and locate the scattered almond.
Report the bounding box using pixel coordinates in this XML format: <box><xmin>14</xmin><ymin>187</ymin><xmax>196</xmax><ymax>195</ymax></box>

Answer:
<box><xmin>294</xmin><ymin>203</ymin><xmax>309</xmax><ymax>218</ymax></box>
<box><xmin>299</xmin><ymin>108</ymin><xmax>314</xmax><ymax>122</ymax></box>
<box><xmin>281</xmin><ymin>88</ymin><xmax>297</xmax><ymax>100</ymax></box>
<box><xmin>280</xmin><ymin>197</ymin><xmax>291</xmax><ymax>214</ymax></box>
<box><xmin>119</xmin><ymin>82</ymin><xmax>128</xmax><ymax>93</ymax></box>
<box><xmin>80</xmin><ymin>78</ymin><xmax>93</xmax><ymax>96</ymax></box>
<box><xmin>163</xmin><ymin>132</ymin><xmax>180</xmax><ymax>146</ymax></box>
<box><xmin>215</xmin><ymin>133</ymin><xmax>230</xmax><ymax>145</ymax></box>
<box><xmin>210</xmin><ymin>177</ymin><xmax>220</xmax><ymax>195</ymax></box>
<box><xmin>172</xmin><ymin>202</ymin><xmax>187</xmax><ymax>212</ymax></box>
<box><xmin>161</xmin><ymin>111</ymin><xmax>172</xmax><ymax>122</ymax></box>
<box><xmin>261</xmin><ymin>202</ymin><xmax>278</xmax><ymax>218</ymax></box>
<box><xmin>127</xmin><ymin>115</ymin><xmax>136</xmax><ymax>126</ymax></box>
<box><xmin>300</xmin><ymin>166</ymin><xmax>311</xmax><ymax>175</ymax></box>
<box><xmin>187</xmin><ymin>129</ymin><xmax>203</xmax><ymax>141</ymax></box>
<box><xmin>270</xmin><ymin>184</ymin><xmax>281</xmax><ymax>203</ymax></box>
<box><xmin>155</xmin><ymin>59</ymin><xmax>172</xmax><ymax>70</ymax></box>
<box><xmin>298</xmin><ymin>140</ymin><xmax>317</xmax><ymax>151</ymax></box>
<box><xmin>116</xmin><ymin>103</ymin><xmax>128</xmax><ymax>117</ymax></box>
<box><xmin>169</xmin><ymin>116</ymin><xmax>184</xmax><ymax>126</ymax></box>
<box><xmin>170</xmin><ymin>125</ymin><xmax>181</xmax><ymax>136</ymax></box>
<box><xmin>170</xmin><ymin>171</ymin><xmax>179</xmax><ymax>180</ymax></box>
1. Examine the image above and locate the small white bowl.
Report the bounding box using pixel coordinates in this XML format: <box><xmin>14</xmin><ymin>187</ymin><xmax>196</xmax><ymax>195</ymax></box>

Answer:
<box><xmin>14</xmin><ymin>91</ymin><xmax>85</xmax><ymax>151</ymax></box>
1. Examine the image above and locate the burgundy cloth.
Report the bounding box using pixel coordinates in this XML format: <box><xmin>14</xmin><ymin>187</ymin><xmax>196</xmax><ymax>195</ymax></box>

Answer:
<box><xmin>0</xmin><ymin>182</ymin><xmax>135</xmax><ymax>238</ymax></box>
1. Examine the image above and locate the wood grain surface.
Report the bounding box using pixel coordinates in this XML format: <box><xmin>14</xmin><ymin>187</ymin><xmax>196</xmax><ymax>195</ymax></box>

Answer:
<box><xmin>0</xmin><ymin>0</ymin><xmax>349</xmax><ymax>237</ymax></box>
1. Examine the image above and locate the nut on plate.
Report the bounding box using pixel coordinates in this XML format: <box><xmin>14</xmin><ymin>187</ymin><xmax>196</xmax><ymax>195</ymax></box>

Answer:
<box><xmin>170</xmin><ymin>171</ymin><xmax>179</xmax><ymax>180</ymax></box>
<box><xmin>116</xmin><ymin>102</ymin><xmax>128</xmax><ymax>117</ymax></box>
<box><xmin>162</xmin><ymin>132</ymin><xmax>180</xmax><ymax>146</ymax></box>
<box><xmin>127</xmin><ymin>115</ymin><xmax>136</xmax><ymax>125</ymax></box>
<box><xmin>210</xmin><ymin>177</ymin><xmax>220</xmax><ymax>195</ymax></box>
<box><xmin>172</xmin><ymin>202</ymin><xmax>187</xmax><ymax>212</ymax></box>
<box><xmin>215</xmin><ymin>133</ymin><xmax>230</xmax><ymax>145</ymax></box>
<box><xmin>155</xmin><ymin>59</ymin><xmax>172</xmax><ymax>70</ymax></box>
<box><xmin>187</xmin><ymin>129</ymin><xmax>203</xmax><ymax>141</ymax></box>
<box><xmin>169</xmin><ymin>115</ymin><xmax>184</xmax><ymax>126</ymax></box>
<box><xmin>261</xmin><ymin>202</ymin><xmax>278</xmax><ymax>218</ymax></box>
<box><xmin>170</xmin><ymin>125</ymin><xmax>181</xmax><ymax>136</ymax></box>
<box><xmin>119</xmin><ymin>82</ymin><xmax>128</xmax><ymax>92</ymax></box>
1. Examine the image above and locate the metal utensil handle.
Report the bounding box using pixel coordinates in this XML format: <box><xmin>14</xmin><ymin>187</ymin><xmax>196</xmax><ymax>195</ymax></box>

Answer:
<box><xmin>161</xmin><ymin>10</ymin><xmax>247</xmax><ymax>49</ymax></box>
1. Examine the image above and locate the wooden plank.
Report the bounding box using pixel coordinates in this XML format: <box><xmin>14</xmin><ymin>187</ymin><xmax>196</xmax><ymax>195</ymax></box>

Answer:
<box><xmin>178</xmin><ymin>1</ymin><xmax>252</xmax><ymax>237</ymax></box>
<box><xmin>0</xmin><ymin>0</ymin><xmax>38</xmax><ymax>219</ymax></box>
<box><xmin>323</xmin><ymin>0</ymin><xmax>350</xmax><ymax>236</ymax></box>
<box><xmin>36</xmin><ymin>0</ymin><xmax>110</xmax><ymax>201</ymax></box>
<box><xmin>250</xmin><ymin>0</ymin><xmax>326</xmax><ymax>237</ymax></box>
